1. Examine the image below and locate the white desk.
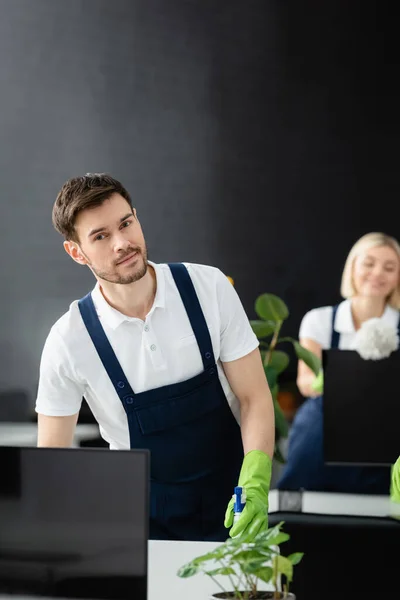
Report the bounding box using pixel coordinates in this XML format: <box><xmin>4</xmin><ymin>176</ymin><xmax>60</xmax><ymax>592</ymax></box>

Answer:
<box><xmin>269</xmin><ymin>488</ymin><xmax>393</xmax><ymax>516</ymax></box>
<box><xmin>268</xmin><ymin>488</ymin><xmax>400</xmax><ymax>518</ymax></box>
<box><xmin>0</xmin><ymin>423</ymin><xmax>100</xmax><ymax>448</ymax></box>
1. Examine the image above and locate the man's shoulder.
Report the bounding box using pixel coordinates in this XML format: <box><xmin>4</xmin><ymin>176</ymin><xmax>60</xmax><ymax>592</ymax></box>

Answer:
<box><xmin>47</xmin><ymin>298</ymin><xmax>87</xmax><ymax>346</ymax></box>
<box><xmin>158</xmin><ymin>261</ymin><xmax>223</xmax><ymax>276</ymax></box>
<box><xmin>184</xmin><ymin>262</ymin><xmax>224</xmax><ymax>279</ymax></box>
<box><xmin>157</xmin><ymin>261</ymin><xmax>226</xmax><ymax>287</ymax></box>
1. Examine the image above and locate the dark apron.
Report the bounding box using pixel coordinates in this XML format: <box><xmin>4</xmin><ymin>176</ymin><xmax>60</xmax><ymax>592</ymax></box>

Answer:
<box><xmin>78</xmin><ymin>263</ymin><xmax>243</xmax><ymax>540</ymax></box>
<box><xmin>276</xmin><ymin>305</ymin><xmax>391</xmax><ymax>494</ymax></box>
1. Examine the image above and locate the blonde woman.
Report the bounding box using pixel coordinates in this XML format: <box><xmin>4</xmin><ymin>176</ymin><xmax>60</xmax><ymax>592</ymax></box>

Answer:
<box><xmin>277</xmin><ymin>232</ymin><xmax>400</xmax><ymax>493</ymax></box>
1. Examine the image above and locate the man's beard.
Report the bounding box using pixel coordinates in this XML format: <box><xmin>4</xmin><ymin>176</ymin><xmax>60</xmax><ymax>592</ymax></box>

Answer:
<box><xmin>86</xmin><ymin>244</ymin><xmax>148</xmax><ymax>285</ymax></box>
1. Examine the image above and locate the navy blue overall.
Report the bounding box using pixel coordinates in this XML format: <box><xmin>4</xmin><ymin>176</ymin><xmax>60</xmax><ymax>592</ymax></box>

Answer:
<box><xmin>78</xmin><ymin>263</ymin><xmax>243</xmax><ymax>541</ymax></box>
<box><xmin>276</xmin><ymin>305</ymin><xmax>391</xmax><ymax>494</ymax></box>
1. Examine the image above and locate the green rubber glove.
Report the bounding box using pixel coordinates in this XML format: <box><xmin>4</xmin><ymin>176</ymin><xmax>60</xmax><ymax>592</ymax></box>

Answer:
<box><xmin>390</xmin><ymin>456</ymin><xmax>400</xmax><ymax>503</ymax></box>
<box><xmin>224</xmin><ymin>449</ymin><xmax>272</xmax><ymax>539</ymax></box>
<box><xmin>311</xmin><ymin>369</ymin><xmax>324</xmax><ymax>394</ymax></box>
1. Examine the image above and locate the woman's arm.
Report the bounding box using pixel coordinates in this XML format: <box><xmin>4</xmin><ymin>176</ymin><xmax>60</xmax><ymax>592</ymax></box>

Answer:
<box><xmin>296</xmin><ymin>337</ymin><xmax>322</xmax><ymax>398</ymax></box>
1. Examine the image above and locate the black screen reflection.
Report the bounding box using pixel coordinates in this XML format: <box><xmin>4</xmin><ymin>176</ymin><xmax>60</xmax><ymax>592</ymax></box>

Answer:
<box><xmin>0</xmin><ymin>447</ymin><xmax>149</xmax><ymax>600</ymax></box>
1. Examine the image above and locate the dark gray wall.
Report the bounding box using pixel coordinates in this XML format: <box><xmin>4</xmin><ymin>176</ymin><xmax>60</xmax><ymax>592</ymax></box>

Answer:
<box><xmin>0</xmin><ymin>0</ymin><xmax>399</xmax><ymax>404</ymax></box>
<box><xmin>0</xmin><ymin>0</ymin><xmax>222</xmax><ymax>399</ymax></box>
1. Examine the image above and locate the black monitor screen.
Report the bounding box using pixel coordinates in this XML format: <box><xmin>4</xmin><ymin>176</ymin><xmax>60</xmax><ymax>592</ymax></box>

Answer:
<box><xmin>0</xmin><ymin>447</ymin><xmax>149</xmax><ymax>600</ymax></box>
<box><xmin>323</xmin><ymin>349</ymin><xmax>400</xmax><ymax>465</ymax></box>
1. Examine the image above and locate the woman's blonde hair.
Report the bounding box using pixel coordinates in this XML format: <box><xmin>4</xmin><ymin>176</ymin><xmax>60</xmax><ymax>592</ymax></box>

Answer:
<box><xmin>340</xmin><ymin>232</ymin><xmax>400</xmax><ymax>309</ymax></box>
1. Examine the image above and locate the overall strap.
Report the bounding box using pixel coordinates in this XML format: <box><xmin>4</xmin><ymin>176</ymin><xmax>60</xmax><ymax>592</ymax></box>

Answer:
<box><xmin>78</xmin><ymin>293</ymin><xmax>135</xmax><ymax>405</ymax></box>
<box><xmin>168</xmin><ymin>263</ymin><xmax>215</xmax><ymax>370</ymax></box>
<box><xmin>330</xmin><ymin>304</ymin><xmax>340</xmax><ymax>349</ymax></box>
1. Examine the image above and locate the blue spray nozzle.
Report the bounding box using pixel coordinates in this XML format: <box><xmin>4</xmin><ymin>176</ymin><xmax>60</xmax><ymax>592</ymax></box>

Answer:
<box><xmin>233</xmin><ymin>486</ymin><xmax>246</xmax><ymax>514</ymax></box>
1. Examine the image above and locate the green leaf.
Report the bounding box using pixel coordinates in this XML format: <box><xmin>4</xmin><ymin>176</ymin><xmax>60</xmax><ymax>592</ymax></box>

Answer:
<box><xmin>264</xmin><ymin>365</ymin><xmax>278</xmax><ymax>389</ymax></box>
<box><xmin>192</xmin><ymin>544</ymin><xmax>230</xmax><ymax>563</ymax></box>
<box><xmin>262</xmin><ymin>532</ymin><xmax>290</xmax><ymax>547</ymax></box>
<box><xmin>269</xmin><ymin>350</ymin><xmax>290</xmax><ymax>374</ymax></box>
<box><xmin>293</xmin><ymin>341</ymin><xmax>321</xmax><ymax>376</ymax></box>
<box><xmin>255</xmin><ymin>294</ymin><xmax>289</xmax><ymax>322</ymax></box>
<box><xmin>254</xmin><ymin>566</ymin><xmax>273</xmax><ymax>584</ymax></box>
<box><xmin>177</xmin><ymin>563</ymin><xmax>200</xmax><ymax>578</ymax></box>
<box><xmin>288</xmin><ymin>552</ymin><xmax>304</xmax><ymax>566</ymax></box>
<box><xmin>224</xmin><ymin>535</ymin><xmax>245</xmax><ymax>548</ymax></box>
<box><xmin>241</xmin><ymin>558</ymin><xmax>270</xmax><ymax>574</ymax></box>
<box><xmin>192</xmin><ymin>551</ymin><xmax>220</xmax><ymax>564</ymax></box>
<box><xmin>256</xmin><ymin>527</ymin><xmax>290</xmax><ymax>549</ymax></box>
<box><xmin>250</xmin><ymin>320</ymin><xmax>276</xmax><ymax>338</ymax></box>
<box><xmin>257</xmin><ymin>522</ymin><xmax>286</xmax><ymax>545</ymax></box>
<box><xmin>273</xmin><ymin>555</ymin><xmax>293</xmax><ymax>582</ymax></box>
<box><xmin>205</xmin><ymin>567</ymin><xmax>235</xmax><ymax>577</ymax></box>
<box><xmin>273</xmin><ymin>396</ymin><xmax>289</xmax><ymax>438</ymax></box>
<box><xmin>232</xmin><ymin>549</ymin><xmax>266</xmax><ymax>563</ymax></box>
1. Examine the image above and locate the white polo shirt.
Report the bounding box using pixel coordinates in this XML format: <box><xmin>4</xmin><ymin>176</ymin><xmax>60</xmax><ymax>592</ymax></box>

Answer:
<box><xmin>35</xmin><ymin>262</ymin><xmax>259</xmax><ymax>449</ymax></box>
<box><xmin>299</xmin><ymin>299</ymin><xmax>400</xmax><ymax>349</ymax></box>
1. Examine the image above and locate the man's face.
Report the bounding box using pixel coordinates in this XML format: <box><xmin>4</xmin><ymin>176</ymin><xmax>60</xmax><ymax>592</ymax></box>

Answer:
<box><xmin>65</xmin><ymin>193</ymin><xmax>148</xmax><ymax>285</ymax></box>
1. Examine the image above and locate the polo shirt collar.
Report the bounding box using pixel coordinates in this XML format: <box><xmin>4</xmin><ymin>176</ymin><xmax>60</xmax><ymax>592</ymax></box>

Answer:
<box><xmin>91</xmin><ymin>261</ymin><xmax>165</xmax><ymax>330</ymax></box>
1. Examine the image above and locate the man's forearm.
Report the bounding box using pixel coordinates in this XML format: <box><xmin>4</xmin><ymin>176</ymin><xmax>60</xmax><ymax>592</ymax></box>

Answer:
<box><xmin>239</xmin><ymin>393</ymin><xmax>275</xmax><ymax>458</ymax></box>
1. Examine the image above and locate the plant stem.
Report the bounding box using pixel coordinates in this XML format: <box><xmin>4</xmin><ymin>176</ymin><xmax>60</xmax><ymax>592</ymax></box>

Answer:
<box><xmin>283</xmin><ymin>582</ymin><xmax>288</xmax><ymax>597</ymax></box>
<box><xmin>243</xmin><ymin>573</ymin><xmax>254</xmax><ymax>598</ymax></box>
<box><xmin>206</xmin><ymin>574</ymin><xmax>228</xmax><ymax>596</ymax></box>
<box><xmin>218</xmin><ymin>560</ymin><xmax>241</xmax><ymax>599</ymax></box>
<box><xmin>272</xmin><ymin>554</ymin><xmax>283</xmax><ymax>600</ymax></box>
<box><xmin>236</xmin><ymin>568</ymin><xmax>245</xmax><ymax>593</ymax></box>
<box><xmin>250</xmin><ymin>574</ymin><xmax>257</xmax><ymax>597</ymax></box>
<box><xmin>264</xmin><ymin>322</ymin><xmax>282</xmax><ymax>366</ymax></box>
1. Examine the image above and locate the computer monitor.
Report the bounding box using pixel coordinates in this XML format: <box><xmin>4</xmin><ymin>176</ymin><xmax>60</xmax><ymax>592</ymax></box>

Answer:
<box><xmin>0</xmin><ymin>447</ymin><xmax>149</xmax><ymax>600</ymax></box>
<box><xmin>323</xmin><ymin>349</ymin><xmax>400</xmax><ymax>465</ymax></box>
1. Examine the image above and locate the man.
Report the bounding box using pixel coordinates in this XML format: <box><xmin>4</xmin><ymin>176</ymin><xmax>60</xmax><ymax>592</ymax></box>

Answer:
<box><xmin>36</xmin><ymin>173</ymin><xmax>274</xmax><ymax>541</ymax></box>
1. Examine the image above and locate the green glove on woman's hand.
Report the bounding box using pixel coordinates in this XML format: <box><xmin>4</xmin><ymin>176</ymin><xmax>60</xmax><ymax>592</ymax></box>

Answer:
<box><xmin>224</xmin><ymin>449</ymin><xmax>272</xmax><ymax>539</ymax></box>
<box><xmin>311</xmin><ymin>369</ymin><xmax>324</xmax><ymax>394</ymax></box>
<box><xmin>391</xmin><ymin>456</ymin><xmax>400</xmax><ymax>503</ymax></box>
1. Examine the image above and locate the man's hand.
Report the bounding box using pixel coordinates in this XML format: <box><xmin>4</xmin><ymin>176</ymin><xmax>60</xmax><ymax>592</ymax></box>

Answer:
<box><xmin>224</xmin><ymin>449</ymin><xmax>272</xmax><ymax>538</ymax></box>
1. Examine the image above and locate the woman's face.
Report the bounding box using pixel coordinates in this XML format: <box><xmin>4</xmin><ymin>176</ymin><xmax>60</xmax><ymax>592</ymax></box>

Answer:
<box><xmin>352</xmin><ymin>245</ymin><xmax>400</xmax><ymax>299</ymax></box>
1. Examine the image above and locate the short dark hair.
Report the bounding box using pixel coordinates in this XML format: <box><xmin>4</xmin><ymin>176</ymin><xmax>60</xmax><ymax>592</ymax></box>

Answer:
<box><xmin>52</xmin><ymin>173</ymin><xmax>133</xmax><ymax>241</ymax></box>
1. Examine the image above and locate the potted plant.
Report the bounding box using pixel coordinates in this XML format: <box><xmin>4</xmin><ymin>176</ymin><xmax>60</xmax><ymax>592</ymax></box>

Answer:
<box><xmin>249</xmin><ymin>293</ymin><xmax>321</xmax><ymax>463</ymax></box>
<box><xmin>177</xmin><ymin>520</ymin><xmax>303</xmax><ymax>599</ymax></box>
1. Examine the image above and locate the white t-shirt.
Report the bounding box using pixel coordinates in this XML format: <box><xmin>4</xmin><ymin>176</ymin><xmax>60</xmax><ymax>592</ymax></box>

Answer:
<box><xmin>299</xmin><ymin>299</ymin><xmax>400</xmax><ymax>349</ymax></box>
<box><xmin>35</xmin><ymin>262</ymin><xmax>259</xmax><ymax>449</ymax></box>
